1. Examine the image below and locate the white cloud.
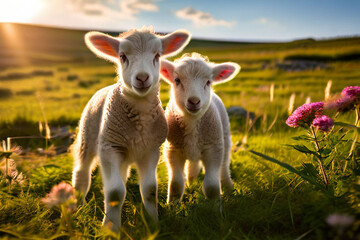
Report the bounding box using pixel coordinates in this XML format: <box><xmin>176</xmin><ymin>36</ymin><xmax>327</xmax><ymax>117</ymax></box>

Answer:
<box><xmin>253</xmin><ymin>17</ymin><xmax>284</xmax><ymax>29</ymax></box>
<box><xmin>175</xmin><ymin>7</ymin><xmax>235</xmax><ymax>28</ymax></box>
<box><xmin>66</xmin><ymin>0</ymin><xmax>159</xmax><ymax>20</ymax></box>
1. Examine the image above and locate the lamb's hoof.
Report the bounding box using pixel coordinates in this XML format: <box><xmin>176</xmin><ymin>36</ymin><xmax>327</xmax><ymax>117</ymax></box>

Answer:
<box><xmin>221</xmin><ymin>186</ymin><xmax>234</xmax><ymax>196</ymax></box>
<box><xmin>221</xmin><ymin>180</ymin><xmax>234</xmax><ymax>195</ymax></box>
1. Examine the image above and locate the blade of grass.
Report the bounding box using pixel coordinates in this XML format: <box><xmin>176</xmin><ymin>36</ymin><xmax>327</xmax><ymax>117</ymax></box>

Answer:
<box><xmin>267</xmin><ymin>110</ymin><xmax>278</xmax><ymax>133</ymax></box>
<box><xmin>288</xmin><ymin>191</ymin><xmax>294</xmax><ymax>228</ymax></box>
<box><xmin>294</xmin><ymin>229</ymin><xmax>313</xmax><ymax>240</ymax></box>
<box><xmin>0</xmin><ymin>228</ymin><xmax>22</xmax><ymax>238</ymax></box>
<box><xmin>249</xmin><ymin>150</ymin><xmax>326</xmax><ymax>190</ymax></box>
<box><xmin>334</xmin><ymin>122</ymin><xmax>360</xmax><ymax>134</ymax></box>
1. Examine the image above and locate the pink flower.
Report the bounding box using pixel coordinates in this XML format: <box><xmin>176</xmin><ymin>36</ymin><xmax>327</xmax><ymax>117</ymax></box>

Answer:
<box><xmin>42</xmin><ymin>182</ymin><xmax>75</xmax><ymax>208</ymax></box>
<box><xmin>325</xmin><ymin>95</ymin><xmax>358</xmax><ymax>114</ymax></box>
<box><xmin>341</xmin><ymin>86</ymin><xmax>360</xmax><ymax>98</ymax></box>
<box><xmin>325</xmin><ymin>86</ymin><xmax>360</xmax><ymax>113</ymax></box>
<box><xmin>336</xmin><ymin>95</ymin><xmax>357</xmax><ymax>112</ymax></box>
<box><xmin>312</xmin><ymin>115</ymin><xmax>334</xmax><ymax>132</ymax></box>
<box><xmin>286</xmin><ymin>102</ymin><xmax>324</xmax><ymax>128</ymax></box>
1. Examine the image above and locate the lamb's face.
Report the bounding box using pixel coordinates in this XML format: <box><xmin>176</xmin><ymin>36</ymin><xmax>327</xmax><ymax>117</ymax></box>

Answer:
<box><xmin>84</xmin><ymin>28</ymin><xmax>190</xmax><ymax>97</ymax></box>
<box><xmin>172</xmin><ymin>59</ymin><xmax>213</xmax><ymax>117</ymax></box>
<box><xmin>118</xmin><ymin>34</ymin><xmax>162</xmax><ymax>96</ymax></box>
<box><xmin>160</xmin><ymin>54</ymin><xmax>241</xmax><ymax>117</ymax></box>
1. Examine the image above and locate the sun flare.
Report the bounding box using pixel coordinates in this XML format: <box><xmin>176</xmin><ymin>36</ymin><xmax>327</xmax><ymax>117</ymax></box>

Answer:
<box><xmin>0</xmin><ymin>0</ymin><xmax>43</xmax><ymax>23</ymax></box>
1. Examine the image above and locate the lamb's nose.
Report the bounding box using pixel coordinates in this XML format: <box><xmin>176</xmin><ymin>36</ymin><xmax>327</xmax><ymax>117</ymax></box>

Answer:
<box><xmin>136</xmin><ymin>73</ymin><xmax>149</xmax><ymax>83</ymax></box>
<box><xmin>187</xmin><ymin>97</ymin><xmax>200</xmax><ymax>106</ymax></box>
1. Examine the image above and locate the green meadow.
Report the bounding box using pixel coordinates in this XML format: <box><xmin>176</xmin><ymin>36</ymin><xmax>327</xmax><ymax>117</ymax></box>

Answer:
<box><xmin>0</xmin><ymin>23</ymin><xmax>359</xmax><ymax>239</ymax></box>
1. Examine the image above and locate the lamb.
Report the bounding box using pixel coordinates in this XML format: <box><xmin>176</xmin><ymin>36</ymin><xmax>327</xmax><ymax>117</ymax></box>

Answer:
<box><xmin>71</xmin><ymin>27</ymin><xmax>190</xmax><ymax>231</ymax></box>
<box><xmin>160</xmin><ymin>53</ymin><xmax>240</xmax><ymax>203</ymax></box>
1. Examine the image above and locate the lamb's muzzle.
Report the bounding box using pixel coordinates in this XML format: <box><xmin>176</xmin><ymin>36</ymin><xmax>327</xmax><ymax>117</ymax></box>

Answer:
<box><xmin>186</xmin><ymin>96</ymin><xmax>201</xmax><ymax>113</ymax></box>
<box><xmin>134</xmin><ymin>72</ymin><xmax>151</xmax><ymax>90</ymax></box>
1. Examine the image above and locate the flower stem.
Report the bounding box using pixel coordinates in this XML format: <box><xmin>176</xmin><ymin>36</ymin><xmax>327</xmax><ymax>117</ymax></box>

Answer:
<box><xmin>355</xmin><ymin>105</ymin><xmax>360</xmax><ymax>127</ymax></box>
<box><xmin>311</xmin><ymin>126</ymin><xmax>328</xmax><ymax>187</ymax></box>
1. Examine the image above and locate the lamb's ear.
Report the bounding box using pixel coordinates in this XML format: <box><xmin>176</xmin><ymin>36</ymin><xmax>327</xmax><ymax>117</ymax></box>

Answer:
<box><xmin>161</xmin><ymin>30</ymin><xmax>191</xmax><ymax>57</ymax></box>
<box><xmin>85</xmin><ymin>31</ymin><xmax>120</xmax><ymax>63</ymax></box>
<box><xmin>160</xmin><ymin>60</ymin><xmax>175</xmax><ymax>84</ymax></box>
<box><xmin>212</xmin><ymin>62</ymin><xmax>241</xmax><ymax>85</ymax></box>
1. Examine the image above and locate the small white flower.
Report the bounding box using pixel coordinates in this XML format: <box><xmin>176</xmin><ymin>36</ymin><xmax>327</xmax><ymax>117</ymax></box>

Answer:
<box><xmin>326</xmin><ymin>213</ymin><xmax>354</xmax><ymax>233</ymax></box>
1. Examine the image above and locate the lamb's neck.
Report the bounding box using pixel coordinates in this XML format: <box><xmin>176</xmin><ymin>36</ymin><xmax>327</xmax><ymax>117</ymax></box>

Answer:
<box><xmin>120</xmin><ymin>82</ymin><xmax>161</xmax><ymax>113</ymax></box>
<box><xmin>172</xmin><ymin>104</ymin><xmax>202</xmax><ymax>136</ymax></box>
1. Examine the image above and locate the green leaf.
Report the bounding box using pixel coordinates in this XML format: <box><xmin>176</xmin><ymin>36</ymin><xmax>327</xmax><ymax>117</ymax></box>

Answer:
<box><xmin>291</xmin><ymin>135</ymin><xmax>313</xmax><ymax>141</ymax></box>
<box><xmin>299</xmin><ymin>163</ymin><xmax>319</xmax><ymax>179</ymax></box>
<box><xmin>286</xmin><ymin>144</ymin><xmax>318</xmax><ymax>156</ymax></box>
<box><xmin>334</xmin><ymin>122</ymin><xmax>360</xmax><ymax>134</ymax></box>
<box><xmin>250</xmin><ymin>150</ymin><xmax>325</xmax><ymax>190</ymax></box>
<box><xmin>319</xmin><ymin>147</ymin><xmax>332</xmax><ymax>156</ymax></box>
<box><xmin>334</xmin><ymin>180</ymin><xmax>349</xmax><ymax>197</ymax></box>
<box><xmin>323</xmin><ymin>157</ymin><xmax>334</xmax><ymax>168</ymax></box>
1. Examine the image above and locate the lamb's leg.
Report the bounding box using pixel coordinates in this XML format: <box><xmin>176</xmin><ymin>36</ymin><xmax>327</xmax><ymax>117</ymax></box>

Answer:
<box><xmin>166</xmin><ymin>148</ymin><xmax>185</xmax><ymax>203</ymax></box>
<box><xmin>99</xmin><ymin>147</ymin><xmax>126</xmax><ymax>232</ymax></box>
<box><xmin>220</xmin><ymin>134</ymin><xmax>234</xmax><ymax>193</ymax></box>
<box><xmin>136</xmin><ymin>149</ymin><xmax>160</xmax><ymax>222</ymax></box>
<box><xmin>202</xmin><ymin>147</ymin><xmax>222</xmax><ymax>200</ymax></box>
<box><xmin>72</xmin><ymin>139</ymin><xmax>95</xmax><ymax>202</ymax></box>
<box><xmin>186</xmin><ymin>161</ymin><xmax>201</xmax><ymax>183</ymax></box>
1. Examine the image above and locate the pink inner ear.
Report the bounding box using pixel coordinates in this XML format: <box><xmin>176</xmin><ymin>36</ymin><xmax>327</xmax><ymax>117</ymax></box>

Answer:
<box><xmin>165</xmin><ymin>36</ymin><xmax>185</xmax><ymax>53</ymax></box>
<box><xmin>92</xmin><ymin>38</ymin><xmax>117</xmax><ymax>58</ymax></box>
<box><xmin>215</xmin><ymin>68</ymin><xmax>233</xmax><ymax>80</ymax></box>
<box><xmin>160</xmin><ymin>69</ymin><xmax>170</xmax><ymax>80</ymax></box>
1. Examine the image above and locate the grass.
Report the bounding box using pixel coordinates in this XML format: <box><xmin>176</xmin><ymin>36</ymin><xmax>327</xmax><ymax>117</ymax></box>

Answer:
<box><xmin>1</xmin><ymin>133</ymin><xmax>355</xmax><ymax>239</ymax></box>
<box><xmin>0</xmin><ymin>23</ymin><xmax>359</xmax><ymax>239</ymax></box>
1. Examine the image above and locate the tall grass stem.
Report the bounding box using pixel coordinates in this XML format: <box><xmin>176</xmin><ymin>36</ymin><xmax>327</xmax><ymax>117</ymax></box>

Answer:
<box><xmin>288</xmin><ymin>93</ymin><xmax>295</xmax><ymax>115</ymax></box>
<box><xmin>325</xmin><ymin>80</ymin><xmax>332</xmax><ymax>100</ymax></box>
<box><xmin>270</xmin><ymin>83</ymin><xmax>274</xmax><ymax>103</ymax></box>
<box><xmin>355</xmin><ymin>106</ymin><xmax>360</xmax><ymax>127</ymax></box>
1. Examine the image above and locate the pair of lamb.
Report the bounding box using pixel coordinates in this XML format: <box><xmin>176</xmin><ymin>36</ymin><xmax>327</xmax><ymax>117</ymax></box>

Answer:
<box><xmin>72</xmin><ymin>27</ymin><xmax>240</xmax><ymax>232</ymax></box>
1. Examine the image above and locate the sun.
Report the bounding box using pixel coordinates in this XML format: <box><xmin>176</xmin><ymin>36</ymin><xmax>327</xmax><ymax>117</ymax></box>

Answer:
<box><xmin>0</xmin><ymin>0</ymin><xmax>43</xmax><ymax>23</ymax></box>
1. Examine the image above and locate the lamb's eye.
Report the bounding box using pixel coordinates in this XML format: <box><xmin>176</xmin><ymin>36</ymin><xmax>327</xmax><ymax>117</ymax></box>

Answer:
<box><xmin>120</xmin><ymin>53</ymin><xmax>127</xmax><ymax>63</ymax></box>
<box><xmin>206</xmin><ymin>80</ymin><xmax>211</xmax><ymax>87</ymax></box>
<box><xmin>153</xmin><ymin>53</ymin><xmax>160</xmax><ymax>65</ymax></box>
<box><xmin>175</xmin><ymin>78</ymin><xmax>181</xmax><ymax>86</ymax></box>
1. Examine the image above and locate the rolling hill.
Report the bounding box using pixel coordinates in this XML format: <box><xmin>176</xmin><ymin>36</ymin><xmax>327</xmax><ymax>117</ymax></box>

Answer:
<box><xmin>1</xmin><ymin>22</ymin><xmax>359</xmax><ymax>69</ymax></box>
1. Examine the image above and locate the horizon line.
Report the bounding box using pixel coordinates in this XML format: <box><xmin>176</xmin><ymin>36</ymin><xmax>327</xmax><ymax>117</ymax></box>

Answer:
<box><xmin>2</xmin><ymin>21</ymin><xmax>360</xmax><ymax>43</ymax></box>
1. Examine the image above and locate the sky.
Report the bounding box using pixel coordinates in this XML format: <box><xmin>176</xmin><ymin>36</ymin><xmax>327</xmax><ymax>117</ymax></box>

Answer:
<box><xmin>0</xmin><ymin>0</ymin><xmax>359</xmax><ymax>41</ymax></box>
